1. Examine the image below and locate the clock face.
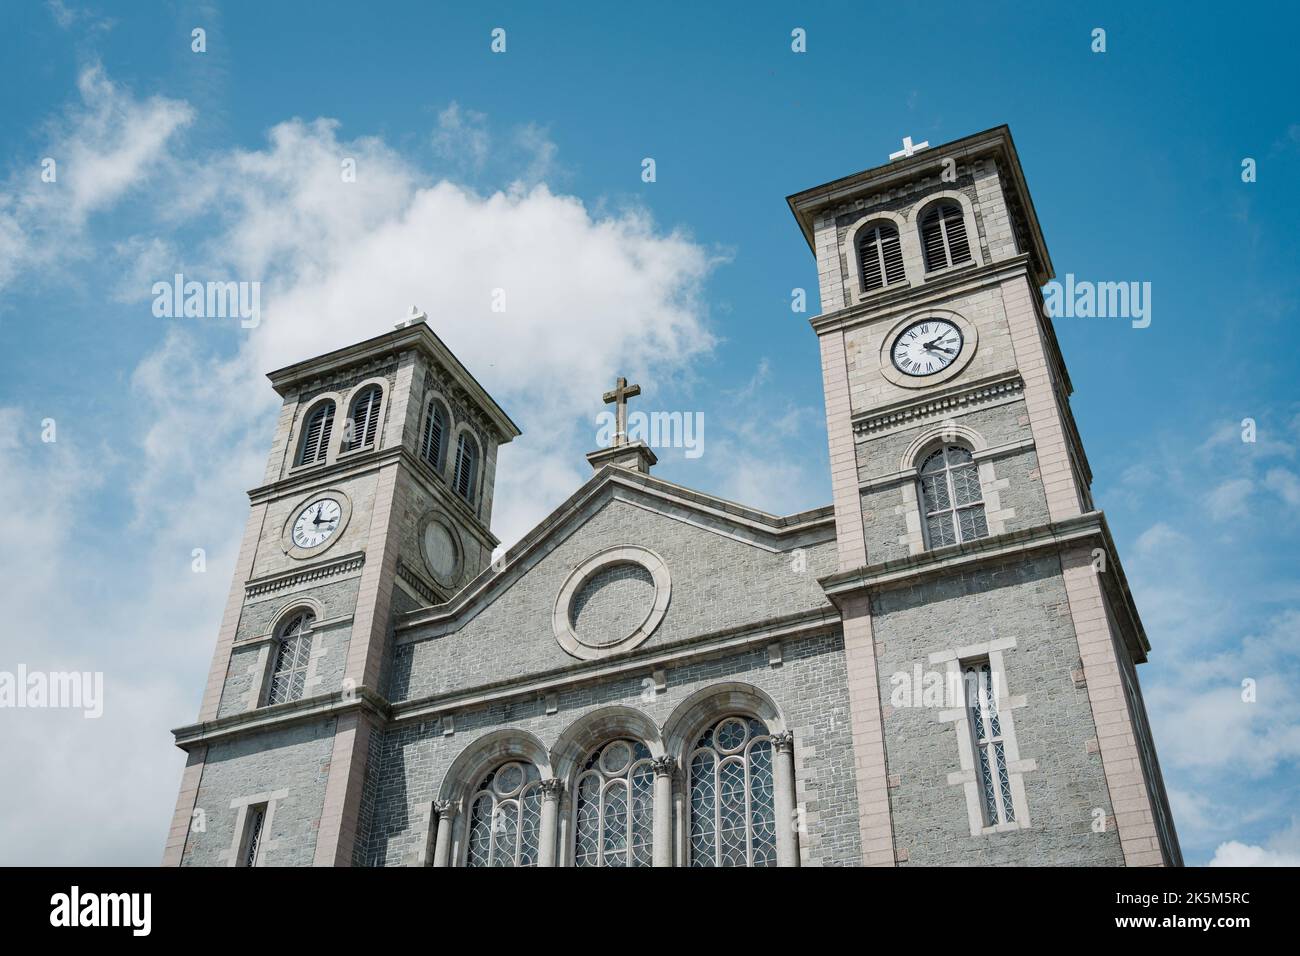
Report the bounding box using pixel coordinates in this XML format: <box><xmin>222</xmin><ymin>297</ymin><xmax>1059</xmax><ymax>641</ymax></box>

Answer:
<box><xmin>891</xmin><ymin>319</ymin><xmax>964</xmax><ymax>377</ymax></box>
<box><xmin>292</xmin><ymin>498</ymin><xmax>342</xmax><ymax>549</ymax></box>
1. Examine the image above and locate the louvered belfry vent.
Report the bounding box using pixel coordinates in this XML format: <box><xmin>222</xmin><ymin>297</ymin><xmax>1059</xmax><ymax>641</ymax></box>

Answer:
<box><xmin>858</xmin><ymin>222</ymin><xmax>906</xmax><ymax>292</ymax></box>
<box><xmin>920</xmin><ymin>202</ymin><xmax>972</xmax><ymax>271</ymax></box>
<box><xmin>421</xmin><ymin>401</ymin><xmax>447</xmax><ymax>471</ymax></box>
<box><xmin>453</xmin><ymin>432</ymin><xmax>478</xmax><ymax>502</ymax></box>
<box><xmin>297</xmin><ymin>401</ymin><xmax>335</xmax><ymax>466</ymax></box>
<box><xmin>345</xmin><ymin>385</ymin><xmax>382</xmax><ymax>451</ymax></box>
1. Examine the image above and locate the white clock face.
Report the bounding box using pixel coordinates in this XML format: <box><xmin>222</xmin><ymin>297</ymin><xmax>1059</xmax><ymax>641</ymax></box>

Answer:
<box><xmin>292</xmin><ymin>498</ymin><xmax>342</xmax><ymax>549</ymax></box>
<box><xmin>891</xmin><ymin>319</ymin><xmax>964</xmax><ymax>376</ymax></box>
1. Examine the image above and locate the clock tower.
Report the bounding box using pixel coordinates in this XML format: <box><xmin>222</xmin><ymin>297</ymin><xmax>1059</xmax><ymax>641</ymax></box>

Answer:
<box><xmin>789</xmin><ymin>126</ymin><xmax>1180</xmax><ymax>865</ymax></box>
<box><xmin>163</xmin><ymin>310</ymin><xmax>519</xmax><ymax>866</ymax></box>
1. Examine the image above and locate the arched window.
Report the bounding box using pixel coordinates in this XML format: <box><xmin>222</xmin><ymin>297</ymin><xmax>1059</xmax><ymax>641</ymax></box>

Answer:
<box><xmin>266</xmin><ymin>611</ymin><xmax>314</xmax><ymax>705</ymax></box>
<box><xmin>858</xmin><ymin>222</ymin><xmax>906</xmax><ymax>292</ymax></box>
<box><xmin>687</xmin><ymin>716</ymin><xmax>777</xmax><ymax>867</ymax></box>
<box><xmin>344</xmin><ymin>385</ymin><xmax>382</xmax><ymax>451</ymax></box>
<box><xmin>452</xmin><ymin>432</ymin><xmax>478</xmax><ymax>503</ymax></box>
<box><xmin>420</xmin><ymin>400</ymin><xmax>448</xmax><ymax>472</ymax></box>
<box><xmin>297</xmin><ymin>401</ymin><xmax>335</xmax><ymax>466</ymax></box>
<box><xmin>573</xmin><ymin>739</ymin><xmax>654</xmax><ymax>867</ymax></box>
<box><xmin>465</xmin><ymin>761</ymin><xmax>544</xmax><ymax>867</ymax></box>
<box><xmin>920</xmin><ymin>202</ymin><xmax>972</xmax><ymax>272</ymax></box>
<box><xmin>919</xmin><ymin>444</ymin><xmax>988</xmax><ymax>548</ymax></box>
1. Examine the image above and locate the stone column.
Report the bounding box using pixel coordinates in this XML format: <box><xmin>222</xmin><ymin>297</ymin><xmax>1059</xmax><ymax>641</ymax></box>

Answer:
<box><xmin>651</xmin><ymin>755</ymin><xmax>676</xmax><ymax>867</ymax></box>
<box><xmin>431</xmin><ymin>800</ymin><xmax>455</xmax><ymax>867</ymax></box>
<box><xmin>538</xmin><ymin>779</ymin><xmax>564</xmax><ymax>867</ymax></box>
<box><xmin>772</xmin><ymin>731</ymin><xmax>800</xmax><ymax>867</ymax></box>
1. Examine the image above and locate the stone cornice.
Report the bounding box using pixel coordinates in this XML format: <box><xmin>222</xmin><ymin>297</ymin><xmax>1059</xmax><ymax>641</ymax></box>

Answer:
<box><xmin>171</xmin><ymin>686</ymin><xmax>390</xmax><ymax>752</ymax></box>
<box><xmin>244</xmin><ymin>551</ymin><xmax>366</xmax><ymax>599</ymax></box>
<box><xmin>853</xmin><ymin>374</ymin><xmax>1025</xmax><ymax>439</ymax></box>
<box><xmin>810</xmin><ymin>255</ymin><xmax>1036</xmax><ymax>337</ymax></box>
<box><xmin>818</xmin><ymin>511</ymin><xmax>1150</xmax><ymax>661</ymax></box>
<box><xmin>245</xmin><ymin>444</ymin><xmax>499</xmax><ymax>550</ymax></box>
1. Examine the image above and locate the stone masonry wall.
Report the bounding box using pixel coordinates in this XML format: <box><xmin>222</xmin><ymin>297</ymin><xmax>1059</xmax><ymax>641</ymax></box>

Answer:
<box><xmin>181</xmin><ymin>718</ymin><xmax>336</xmax><ymax>867</ymax></box>
<box><xmin>871</xmin><ymin>552</ymin><xmax>1124</xmax><ymax>865</ymax></box>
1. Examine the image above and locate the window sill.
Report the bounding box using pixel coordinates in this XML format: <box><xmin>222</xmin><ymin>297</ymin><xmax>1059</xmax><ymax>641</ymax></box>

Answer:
<box><xmin>337</xmin><ymin>443</ymin><xmax>377</xmax><ymax>461</ymax></box>
<box><xmin>922</xmin><ymin>259</ymin><xmax>977</xmax><ymax>281</ymax></box>
<box><xmin>855</xmin><ymin>280</ymin><xmax>912</xmax><ymax>303</ymax></box>
<box><xmin>980</xmin><ymin>821</ymin><xmax>1026</xmax><ymax>835</ymax></box>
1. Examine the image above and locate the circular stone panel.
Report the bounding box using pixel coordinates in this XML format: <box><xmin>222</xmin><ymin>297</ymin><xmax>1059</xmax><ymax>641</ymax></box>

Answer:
<box><xmin>552</xmin><ymin>546</ymin><xmax>671</xmax><ymax>661</ymax></box>
<box><xmin>570</xmin><ymin>562</ymin><xmax>655</xmax><ymax>648</ymax></box>
<box><xmin>418</xmin><ymin>513</ymin><xmax>463</xmax><ymax>588</ymax></box>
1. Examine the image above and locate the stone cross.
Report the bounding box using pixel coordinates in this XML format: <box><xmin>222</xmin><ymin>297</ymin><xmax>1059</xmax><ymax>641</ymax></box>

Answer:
<box><xmin>602</xmin><ymin>375</ymin><xmax>641</xmax><ymax>447</ymax></box>
<box><xmin>889</xmin><ymin>136</ymin><xmax>930</xmax><ymax>161</ymax></box>
<box><xmin>395</xmin><ymin>304</ymin><xmax>428</xmax><ymax>330</ymax></box>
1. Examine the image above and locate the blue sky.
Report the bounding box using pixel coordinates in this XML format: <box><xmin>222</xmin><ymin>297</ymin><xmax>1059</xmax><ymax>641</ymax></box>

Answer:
<box><xmin>0</xmin><ymin>0</ymin><xmax>1296</xmax><ymax>865</ymax></box>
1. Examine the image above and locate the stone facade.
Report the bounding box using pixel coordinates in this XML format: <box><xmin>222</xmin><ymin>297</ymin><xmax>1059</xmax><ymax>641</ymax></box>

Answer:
<box><xmin>165</xmin><ymin>125</ymin><xmax>1180</xmax><ymax>868</ymax></box>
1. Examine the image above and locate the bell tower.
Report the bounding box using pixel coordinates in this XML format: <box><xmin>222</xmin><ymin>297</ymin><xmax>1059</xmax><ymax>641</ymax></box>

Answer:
<box><xmin>788</xmin><ymin>127</ymin><xmax>1180</xmax><ymax>866</ymax></box>
<box><xmin>163</xmin><ymin>309</ymin><xmax>519</xmax><ymax>867</ymax></box>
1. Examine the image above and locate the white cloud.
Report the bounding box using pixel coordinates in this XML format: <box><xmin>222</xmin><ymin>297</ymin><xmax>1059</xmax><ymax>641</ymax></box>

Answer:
<box><xmin>1264</xmin><ymin>467</ymin><xmax>1300</xmax><ymax>507</ymax></box>
<box><xmin>1205</xmin><ymin>477</ymin><xmax>1254</xmax><ymax>520</ymax></box>
<box><xmin>1208</xmin><ymin>841</ymin><xmax>1300</xmax><ymax>866</ymax></box>
<box><xmin>0</xmin><ymin>64</ymin><xmax>192</xmax><ymax>290</ymax></box>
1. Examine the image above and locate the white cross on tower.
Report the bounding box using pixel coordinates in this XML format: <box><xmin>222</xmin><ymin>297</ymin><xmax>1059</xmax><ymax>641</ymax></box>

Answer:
<box><xmin>602</xmin><ymin>375</ymin><xmax>641</xmax><ymax>447</ymax></box>
<box><xmin>395</xmin><ymin>304</ymin><xmax>428</xmax><ymax>330</ymax></box>
<box><xmin>889</xmin><ymin>136</ymin><xmax>930</xmax><ymax>162</ymax></box>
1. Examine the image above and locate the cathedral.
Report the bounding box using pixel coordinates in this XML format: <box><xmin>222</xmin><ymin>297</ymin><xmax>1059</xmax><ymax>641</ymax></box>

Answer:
<box><xmin>164</xmin><ymin>125</ymin><xmax>1181</xmax><ymax>867</ymax></box>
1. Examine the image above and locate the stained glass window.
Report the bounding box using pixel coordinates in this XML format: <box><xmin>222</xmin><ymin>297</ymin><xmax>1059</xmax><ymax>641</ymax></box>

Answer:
<box><xmin>573</xmin><ymin>739</ymin><xmax>654</xmax><ymax>867</ymax></box>
<box><xmin>465</xmin><ymin>761</ymin><xmax>543</xmax><ymax>867</ymax></box>
<box><xmin>267</xmin><ymin>612</ymin><xmax>314</xmax><ymax>705</ymax></box>
<box><xmin>919</xmin><ymin>445</ymin><xmax>989</xmax><ymax>549</ymax></box>
<box><xmin>687</xmin><ymin>716</ymin><xmax>778</xmax><ymax>867</ymax></box>
<box><xmin>965</xmin><ymin>662</ymin><xmax>1015</xmax><ymax>826</ymax></box>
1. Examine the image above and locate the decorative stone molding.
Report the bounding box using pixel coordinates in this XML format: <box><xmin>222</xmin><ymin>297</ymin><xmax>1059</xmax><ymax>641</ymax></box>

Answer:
<box><xmin>650</xmin><ymin>755</ymin><xmax>677</xmax><ymax>779</ymax></box>
<box><xmin>395</xmin><ymin>559</ymin><xmax>440</xmax><ymax>606</ymax></box>
<box><xmin>771</xmin><ymin>730</ymin><xmax>795</xmax><ymax>755</ymax></box>
<box><xmin>539</xmin><ymin>778</ymin><xmax>565</xmax><ymax>799</ymax></box>
<box><xmin>854</xmin><ymin>375</ymin><xmax>1024</xmax><ymax>439</ymax></box>
<box><xmin>551</xmin><ymin>546</ymin><xmax>671</xmax><ymax>661</ymax></box>
<box><xmin>245</xmin><ymin>551</ymin><xmax>365</xmax><ymax>598</ymax></box>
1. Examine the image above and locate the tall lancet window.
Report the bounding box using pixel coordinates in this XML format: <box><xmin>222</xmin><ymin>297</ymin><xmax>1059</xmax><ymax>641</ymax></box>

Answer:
<box><xmin>573</xmin><ymin>739</ymin><xmax>655</xmax><ymax>867</ymax></box>
<box><xmin>918</xmin><ymin>444</ymin><xmax>988</xmax><ymax>548</ymax></box>
<box><xmin>465</xmin><ymin>762</ymin><xmax>544</xmax><ymax>867</ymax></box>
<box><xmin>965</xmin><ymin>662</ymin><xmax>1015</xmax><ymax>826</ymax></box>
<box><xmin>858</xmin><ymin>221</ymin><xmax>906</xmax><ymax>292</ymax></box>
<box><xmin>297</xmin><ymin>401</ymin><xmax>335</xmax><ymax>466</ymax></box>
<box><xmin>453</xmin><ymin>432</ymin><xmax>478</xmax><ymax>503</ymax></box>
<box><xmin>920</xmin><ymin>201</ymin><xmax>972</xmax><ymax>271</ymax></box>
<box><xmin>344</xmin><ymin>385</ymin><xmax>382</xmax><ymax>451</ymax></box>
<box><xmin>687</xmin><ymin>716</ymin><xmax>778</xmax><ymax>867</ymax></box>
<box><xmin>267</xmin><ymin>612</ymin><xmax>314</xmax><ymax>705</ymax></box>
